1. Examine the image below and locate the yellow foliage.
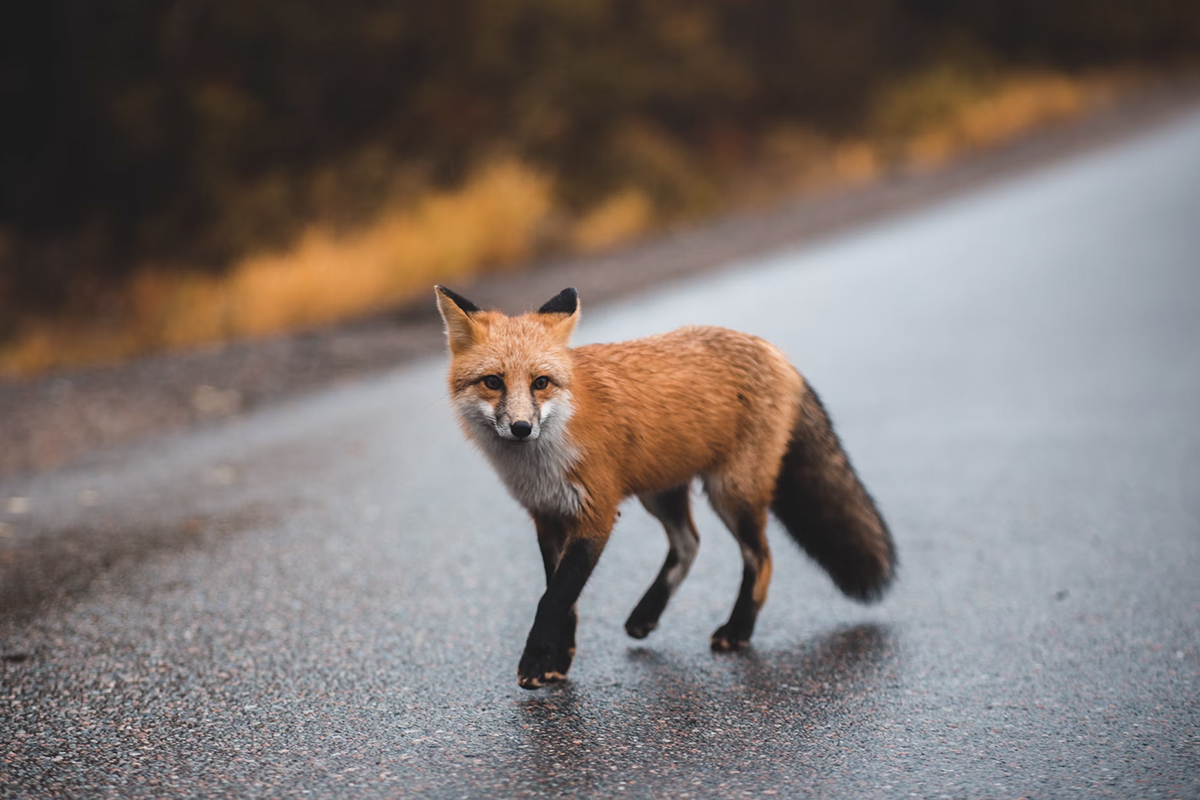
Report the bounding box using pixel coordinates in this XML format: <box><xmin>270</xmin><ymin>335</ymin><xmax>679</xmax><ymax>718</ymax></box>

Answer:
<box><xmin>0</xmin><ymin>72</ymin><xmax>1125</xmax><ymax>377</ymax></box>
<box><xmin>571</xmin><ymin>189</ymin><xmax>655</xmax><ymax>253</ymax></box>
<box><xmin>0</xmin><ymin>160</ymin><xmax>553</xmax><ymax>374</ymax></box>
<box><xmin>612</xmin><ymin>123</ymin><xmax>719</xmax><ymax>216</ymax></box>
<box><xmin>953</xmin><ymin>75</ymin><xmax>1093</xmax><ymax>148</ymax></box>
<box><xmin>831</xmin><ymin>142</ymin><xmax>881</xmax><ymax>184</ymax></box>
<box><xmin>873</xmin><ymin>68</ymin><xmax>1112</xmax><ymax>168</ymax></box>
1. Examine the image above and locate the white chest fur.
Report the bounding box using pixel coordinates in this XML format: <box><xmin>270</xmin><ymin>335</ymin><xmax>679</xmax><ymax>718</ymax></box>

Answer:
<box><xmin>476</xmin><ymin>432</ymin><xmax>584</xmax><ymax>517</ymax></box>
<box><xmin>457</xmin><ymin>394</ymin><xmax>584</xmax><ymax>517</ymax></box>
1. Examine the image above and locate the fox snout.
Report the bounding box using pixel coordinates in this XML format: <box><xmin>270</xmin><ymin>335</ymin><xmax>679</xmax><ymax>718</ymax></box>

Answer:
<box><xmin>489</xmin><ymin>386</ymin><xmax>545</xmax><ymax>442</ymax></box>
<box><xmin>488</xmin><ymin>403</ymin><xmax>541</xmax><ymax>442</ymax></box>
<box><xmin>461</xmin><ymin>387</ymin><xmax>558</xmax><ymax>444</ymax></box>
<box><xmin>496</xmin><ymin>413</ymin><xmax>539</xmax><ymax>442</ymax></box>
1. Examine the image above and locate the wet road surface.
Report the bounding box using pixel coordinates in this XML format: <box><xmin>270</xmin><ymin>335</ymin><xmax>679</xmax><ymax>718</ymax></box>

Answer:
<box><xmin>3</xmin><ymin>110</ymin><xmax>1200</xmax><ymax>798</ymax></box>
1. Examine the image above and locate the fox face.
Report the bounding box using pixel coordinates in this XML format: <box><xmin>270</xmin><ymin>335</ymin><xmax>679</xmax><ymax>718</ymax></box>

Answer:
<box><xmin>436</xmin><ymin>286</ymin><xmax>586</xmax><ymax>515</ymax></box>
<box><xmin>436</xmin><ymin>286</ymin><xmax>578</xmax><ymax>443</ymax></box>
<box><xmin>452</xmin><ymin>341</ymin><xmax>573</xmax><ymax>444</ymax></box>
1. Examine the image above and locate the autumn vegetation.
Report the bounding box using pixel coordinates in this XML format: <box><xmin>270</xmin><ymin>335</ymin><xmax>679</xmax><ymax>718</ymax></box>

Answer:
<box><xmin>1</xmin><ymin>1</ymin><xmax>1197</xmax><ymax>373</ymax></box>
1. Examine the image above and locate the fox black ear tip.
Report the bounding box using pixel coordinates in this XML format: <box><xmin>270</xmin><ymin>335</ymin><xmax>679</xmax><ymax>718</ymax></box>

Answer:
<box><xmin>436</xmin><ymin>285</ymin><xmax>481</xmax><ymax>314</ymax></box>
<box><xmin>538</xmin><ymin>287</ymin><xmax>579</xmax><ymax>315</ymax></box>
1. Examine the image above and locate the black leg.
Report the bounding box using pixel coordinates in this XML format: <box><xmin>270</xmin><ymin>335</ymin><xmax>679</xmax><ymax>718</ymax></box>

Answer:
<box><xmin>625</xmin><ymin>486</ymin><xmax>700</xmax><ymax>639</ymax></box>
<box><xmin>532</xmin><ymin>514</ymin><xmax>578</xmax><ymax>670</ymax></box>
<box><xmin>535</xmin><ymin>515</ymin><xmax>566</xmax><ymax>585</ymax></box>
<box><xmin>710</xmin><ymin>508</ymin><xmax>772</xmax><ymax>652</ymax></box>
<box><xmin>625</xmin><ymin>550</ymin><xmax>680</xmax><ymax>639</ymax></box>
<box><xmin>519</xmin><ymin>535</ymin><xmax>604</xmax><ymax>689</ymax></box>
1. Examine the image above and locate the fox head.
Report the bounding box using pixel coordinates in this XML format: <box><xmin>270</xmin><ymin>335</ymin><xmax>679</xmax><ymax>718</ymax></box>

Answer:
<box><xmin>435</xmin><ymin>286</ymin><xmax>579</xmax><ymax>445</ymax></box>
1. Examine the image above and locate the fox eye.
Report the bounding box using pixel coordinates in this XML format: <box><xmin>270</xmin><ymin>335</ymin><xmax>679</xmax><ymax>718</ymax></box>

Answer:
<box><xmin>532</xmin><ymin>376</ymin><xmax>550</xmax><ymax>391</ymax></box>
<box><xmin>481</xmin><ymin>375</ymin><xmax>503</xmax><ymax>391</ymax></box>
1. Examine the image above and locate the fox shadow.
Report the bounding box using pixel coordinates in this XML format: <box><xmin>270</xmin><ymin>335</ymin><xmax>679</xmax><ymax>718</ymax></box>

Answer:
<box><xmin>512</xmin><ymin>623</ymin><xmax>896</xmax><ymax>786</ymax></box>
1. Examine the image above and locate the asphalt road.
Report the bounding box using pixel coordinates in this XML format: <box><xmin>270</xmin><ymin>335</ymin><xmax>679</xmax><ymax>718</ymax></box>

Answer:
<box><xmin>3</xmin><ymin>109</ymin><xmax>1199</xmax><ymax>798</ymax></box>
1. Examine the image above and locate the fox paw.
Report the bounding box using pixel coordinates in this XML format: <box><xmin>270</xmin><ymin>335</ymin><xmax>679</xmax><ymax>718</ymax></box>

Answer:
<box><xmin>517</xmin><ymin>646</ymin><xmax>575</xmax><ymax>690</ymax></box>
<box><xmin>624</xmin><ymin>617</ymin><xmax>658</xmax><ymax>640</ymax></box>
<box><xmin>518</xmin><ymin>668</ymin><xmax>566</xmax><ymax>690</ymax></box>
<box><xmin>710</xmin><ymin>625</ymin><xmax>752</xmax><ymax>653</ymax></box>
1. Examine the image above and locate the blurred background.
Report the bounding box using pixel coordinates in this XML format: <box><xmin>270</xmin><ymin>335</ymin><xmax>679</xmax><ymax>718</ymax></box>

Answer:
<box><xmin>2</xmin><ymin>0</ymin><xmax>1198</xmax><ymax>375</ymax></box>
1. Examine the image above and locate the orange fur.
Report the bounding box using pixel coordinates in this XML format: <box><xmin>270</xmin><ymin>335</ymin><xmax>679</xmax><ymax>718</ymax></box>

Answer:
<box><xmin>566</xmin><ymin>327</ymin><xmax>804</xmax><ymax>526</ymax></box>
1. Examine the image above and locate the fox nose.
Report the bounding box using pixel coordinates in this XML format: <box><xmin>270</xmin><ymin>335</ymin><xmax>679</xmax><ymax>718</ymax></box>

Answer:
<box><xmin>510</xmin><ymin>421</ymin><xmax>533</xmax><ymax>439</ymax></box>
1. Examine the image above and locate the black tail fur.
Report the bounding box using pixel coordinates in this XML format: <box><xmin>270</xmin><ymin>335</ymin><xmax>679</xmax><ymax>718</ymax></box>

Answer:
<box><xmin>771</xmin><ymin>381</ymin><xmax>896</xmax><ymax>602</ymax></box>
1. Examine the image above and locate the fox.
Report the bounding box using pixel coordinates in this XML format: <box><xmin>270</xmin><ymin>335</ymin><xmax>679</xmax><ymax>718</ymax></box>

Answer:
<box><xmin>435</xmin><ymin>285</ymin><xmax>895</xmax><ymax>689</ymax></box>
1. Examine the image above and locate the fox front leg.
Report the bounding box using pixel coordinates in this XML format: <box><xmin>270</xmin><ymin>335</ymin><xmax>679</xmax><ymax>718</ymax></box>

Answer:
<box><xmin>519</xmin><ymin>515</ymin><xmax>610</xmax><ymax>689</ymax></box>
<box><xmin>523</xmin><ymin>516</ymin><xmax>577</xmax><ymax>685</ymax></box>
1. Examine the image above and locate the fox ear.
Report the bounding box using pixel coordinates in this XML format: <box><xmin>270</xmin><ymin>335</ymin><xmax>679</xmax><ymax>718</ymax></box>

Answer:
<box><xmin>435</xmin><ymin>285</ymin><xmax>481</xmax><ymax>354</ymax></box>
<box><xmin>537</xmin><ymin>287</ymin><xmax>579</xmax><ymax>345</ymax></box>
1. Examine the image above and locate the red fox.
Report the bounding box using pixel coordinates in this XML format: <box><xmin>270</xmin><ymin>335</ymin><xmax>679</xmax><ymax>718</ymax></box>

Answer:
<box><xmin>436</xmin><ymin>285</ymin><xmax>895</xmax><ymax>689</ymax></box>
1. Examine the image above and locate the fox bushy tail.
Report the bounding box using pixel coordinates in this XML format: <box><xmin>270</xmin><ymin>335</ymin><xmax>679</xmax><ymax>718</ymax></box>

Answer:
<box><xmin>771</xmin><ymin>382</ymin><xmax>896</xmax><ymax>602</ymax></box>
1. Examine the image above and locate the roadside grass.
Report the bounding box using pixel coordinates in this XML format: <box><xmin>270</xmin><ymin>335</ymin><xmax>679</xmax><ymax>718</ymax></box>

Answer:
<box><xmin>0</xmin><ymin>70</ymin><xmax>1124</xmax><ymax>376</ymax></box>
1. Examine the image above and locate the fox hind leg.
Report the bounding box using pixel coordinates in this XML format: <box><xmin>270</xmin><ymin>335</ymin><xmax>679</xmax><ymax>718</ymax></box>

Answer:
<box><xmin>706</xmin><ymin>485</ymin><xmax>773</xmax><ymax>652</ymax></box>
<box><xmin>625</xmin><ymin>485</ymin><xmax>700</xmax><ymax>639</ymax></box>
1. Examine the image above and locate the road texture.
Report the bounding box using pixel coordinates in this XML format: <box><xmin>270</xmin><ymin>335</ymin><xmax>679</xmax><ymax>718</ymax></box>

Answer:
<box><xmin>3</xmin><ymin>109</ymin><xmax>1200</xmax><ymax>798</ymax></box>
